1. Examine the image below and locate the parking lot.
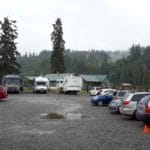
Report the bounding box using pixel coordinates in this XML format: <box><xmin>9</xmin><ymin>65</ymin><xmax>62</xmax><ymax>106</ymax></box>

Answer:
<box><xmin>0</xmin><ymin>93</ymin><xmax>149</xmax><ymax>150</ymax></box>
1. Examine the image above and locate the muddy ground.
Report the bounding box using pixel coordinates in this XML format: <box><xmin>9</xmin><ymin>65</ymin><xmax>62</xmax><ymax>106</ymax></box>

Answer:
<box><xmin>0</xmin><ymin>93</ymin><xmax>149</xmax><ymax>150</ymax></box>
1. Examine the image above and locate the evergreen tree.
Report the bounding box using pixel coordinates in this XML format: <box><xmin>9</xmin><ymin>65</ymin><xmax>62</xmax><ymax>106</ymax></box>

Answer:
<box><xmin>0</xmin><ymin>17</ymin><xmax>20</xmax><ymax>77</ymax></box>
<box><xmin>129</xmin><ymin>44</ymin><xmax>142</xmax><ymax>62</ymax></box>
<box><xmin>50</xmin><ymin>18</ymin><xmax>65</xmax><ymax>73</ymax></box>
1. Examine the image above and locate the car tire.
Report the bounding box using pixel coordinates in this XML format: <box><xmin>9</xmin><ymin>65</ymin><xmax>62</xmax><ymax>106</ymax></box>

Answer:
<box><xmin>98</xmin><ymin>101</ymin><xmax>103</xmax><ymax>106</ymax></box>
<box><xmin>131</xmin><ymin>110</ymin><xmax>137</xmax><ymax>119</ymax></box>
<box><xmin>117</xmin><ymin>106</ymin><xmax>121</xmax><ymax>114</ymax></box>
<box><xmin>144</xmin><ymin>120</ymin><xmax>150</xmax><ymax>126</ymax></box>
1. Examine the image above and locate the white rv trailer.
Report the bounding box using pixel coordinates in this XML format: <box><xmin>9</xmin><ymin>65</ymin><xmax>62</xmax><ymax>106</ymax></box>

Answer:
<box><xmin>57</xmin><ymin>74</ymin><xmax>82</xmax><ymax>94</ymax></box>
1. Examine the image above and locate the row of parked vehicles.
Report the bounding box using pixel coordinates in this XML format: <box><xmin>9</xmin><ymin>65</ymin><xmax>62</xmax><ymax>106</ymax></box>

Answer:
<box><xmin>1</xmin><ymin>74</ymin><xmax>83</xmax><ymax>94</ymax></box>
<box><xmin>90</xmin><ymin>88</ymin><xmax>150</xmax><ymax>125</ymax></box>
<box><xmin>0</xmin><ymin>74</ymin><xmax>83</xmax><ymax>99</ymax></box>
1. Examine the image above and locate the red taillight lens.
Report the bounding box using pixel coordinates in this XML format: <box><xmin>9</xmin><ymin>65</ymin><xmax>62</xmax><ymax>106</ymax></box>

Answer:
<box><xmin>122</xmin><ymin>100</ymin><xmax>130</xmax><ymax>105</ymax></box>
<box><xmin>145</xmin><ymin>106</ymin><xmax>150</xmax><ymax>113</ymax></box>
<box><xmin>145</xmin><ymin>102</ymin><xmax>150</xmax><ymax>113</ymax></box>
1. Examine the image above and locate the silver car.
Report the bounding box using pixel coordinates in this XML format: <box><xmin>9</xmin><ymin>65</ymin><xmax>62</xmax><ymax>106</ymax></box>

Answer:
<box><xmin>109</xmin><ymin>90</ymin><xmax>129</xmax><ymax>114</ymax></box>
<box><xmin>120</xmin><ymin>92</ymin><xmax>150</xmax><ymax>118</ymax></box>
<box><xmin>136</xmin><ymin>95</ymin><xmax>150</xmax><ymax>124</ymax></box>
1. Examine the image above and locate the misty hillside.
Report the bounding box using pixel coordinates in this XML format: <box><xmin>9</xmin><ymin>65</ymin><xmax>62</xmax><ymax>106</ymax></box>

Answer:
<box><xmin>17</xmin><ymin>49</ymin><xmax>129</xmax><ymax>76</ymax></box>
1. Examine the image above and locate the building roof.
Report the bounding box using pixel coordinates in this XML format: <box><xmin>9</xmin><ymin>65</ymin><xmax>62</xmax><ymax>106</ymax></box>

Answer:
<box><xmin>45</xmin><ymin>73</ymin><xmax>107</xmax><ymax>82</ymax></box>
<box><xmin>80</xmin><ymin>75</ymin><xmax>107</xmax><ymax>82</ymax></box>
<box><xmin>45</xmin><ymin>73</ymin><xmax>72</xmax><ymax>81</ymax></box>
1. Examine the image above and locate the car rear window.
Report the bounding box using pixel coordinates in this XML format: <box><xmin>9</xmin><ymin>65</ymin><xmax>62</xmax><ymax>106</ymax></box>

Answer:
<box><xmin>139</xmin><ymin>96</ymin><xmax>150</xmax><ymax>104</ymax></box>
<box><xmin>131</xmin><ymin>94</ymin><xmax>150</xmax><ymax>102</ymax></box>
<box><xmin>118</xmin><ymin>91</ymin><xmax>126</xmax><ymax>97</ymax></box>
<box><xmin>122</xmin><ymin>93</ymin><xmax>130</xmax><ymax>101</ymax></box>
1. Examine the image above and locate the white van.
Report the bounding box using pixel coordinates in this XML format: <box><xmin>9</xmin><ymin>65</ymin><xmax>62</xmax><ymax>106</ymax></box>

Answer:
<box><xmin>89</xmin><ymin>87</ymin><xmax>102</xmax><ymax>96</ymax></box>
<box><xmin>33</xmin><ymin>76</ymin><xmax>49</xmax><ymax>93</ymax></box>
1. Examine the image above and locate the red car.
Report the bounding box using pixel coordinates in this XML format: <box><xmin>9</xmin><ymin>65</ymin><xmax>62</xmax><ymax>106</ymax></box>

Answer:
<box><xmin>0</xmin><ymin>86</ymin><xmax>7</xmax><ymax>100</ymax></box>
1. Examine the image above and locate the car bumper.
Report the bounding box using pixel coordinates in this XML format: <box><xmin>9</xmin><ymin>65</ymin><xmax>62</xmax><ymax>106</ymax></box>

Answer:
<box><xmin>0</xmin><ymin>92</ymin><xmax>7</xmax><ymax>99</ymax></box>
<box><xmin>120</xmin><ymin>107</ymin><xmax>135</xmax><ymax>116</ymax></box>
<box><xmin>109</xmin><ymin>104</ymin><xmax>119</xmax><ymax>113</ymax></box>
<box><xmin>91</xmin><ymin>99</ymin><xmax>98</xmax><ymax>105</ymax></box>
<box><xmin>136</xmin><ymin>112</ymin><xmax>144</xmax><ymax>121</ymax></box>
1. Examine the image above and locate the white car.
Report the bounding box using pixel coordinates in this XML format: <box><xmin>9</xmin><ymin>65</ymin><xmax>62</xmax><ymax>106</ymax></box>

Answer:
<box><xmin>100</xmin><ymin>88</ymin><xmax>116</xmax><ymax>95</ymax></box>
<box><xmin>120</xmin><ymin>92</ymin><xmax>150</xmax><ymax>118</ymax></box>
<box><xmin>89</xmin><ymin>87</ymin><xmax>102</xmax><ymax>96</ymax></box>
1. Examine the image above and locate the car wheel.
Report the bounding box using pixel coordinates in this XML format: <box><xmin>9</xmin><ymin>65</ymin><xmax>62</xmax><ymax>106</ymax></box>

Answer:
<box><xmin>144</xmin><ymin>120</ymin><xmax>150</xmax><ymax>126</ymax></box>
<box><xmin>117</xmin><ymin>106</ymin><xmax>121</xmax><ymax>114</ymax></box>
<box><xmin>131</xmin><ymin>110</ymin><xmax>137</xmax><ymax>119</ymax></box>
<box><xmin>98</xmin><ymin>101</ymin><xmax>103</xmax><ymax>106</ymax></box>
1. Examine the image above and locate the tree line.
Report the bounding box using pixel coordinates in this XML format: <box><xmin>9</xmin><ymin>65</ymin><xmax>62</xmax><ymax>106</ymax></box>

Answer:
<box><xmin>109</xmin><ymin>45</ymin><xmax>150</xmax><ymax>89</ymax></box>
<box><xmin>17</xmin><ymin>45</ymin><xmax>150</xmax><ymax>88</ymax></box>
<box><xmin>17</xmin><ymin>49</ymin><xmax>127</xmax><ymax>75</ymax></box>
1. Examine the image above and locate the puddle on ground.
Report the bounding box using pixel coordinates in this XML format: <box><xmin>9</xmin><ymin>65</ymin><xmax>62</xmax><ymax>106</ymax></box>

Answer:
<box><xmin>40</xmin><ymin>112</ymin><xmax>90</xmax><ymax>120</ymax></box>
<box><xmin>40</xmin><ymin>113</ymin><xmax>65</xmax><ymax>119</ymax></box>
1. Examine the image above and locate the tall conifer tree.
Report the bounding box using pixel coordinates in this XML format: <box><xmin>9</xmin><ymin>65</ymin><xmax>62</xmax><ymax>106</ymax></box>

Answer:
<box><xmin>50</xmin><ymin>18</ymin><xmax>65</xmax><ymax>73</ymax></box>
<box><xmin>0</xmin><ymin>17</ymin><xmax>20</xmax><ymax>77</ymax></box>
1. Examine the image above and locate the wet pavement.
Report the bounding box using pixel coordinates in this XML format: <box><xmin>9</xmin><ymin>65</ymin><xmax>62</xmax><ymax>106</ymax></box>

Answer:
<box><xmin>0</xmin><ymin>93</ymin><xmax>149</xmax><ymax>150</ymax></box>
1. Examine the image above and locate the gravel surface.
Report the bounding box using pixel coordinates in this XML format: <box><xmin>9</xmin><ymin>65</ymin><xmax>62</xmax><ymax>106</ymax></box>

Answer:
<box><xmin>0</xmin><ymin>93</ymin><xmax>149</xmax><ymax>150</ymax></box>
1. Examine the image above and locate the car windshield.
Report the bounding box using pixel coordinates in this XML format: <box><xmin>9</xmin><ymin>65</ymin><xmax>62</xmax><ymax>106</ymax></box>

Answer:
<box><xmin>36</xmin><ymin>82</ymin><xmax>46</xmax><ymax>86</ymax></box>
<box><xmin>6</xmin><ymin>78</ymin><xmax>20</xmax><ymax>85</ymax></box>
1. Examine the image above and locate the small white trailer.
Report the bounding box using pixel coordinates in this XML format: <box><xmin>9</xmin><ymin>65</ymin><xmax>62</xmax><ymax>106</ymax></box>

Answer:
<box><xmin>33</xmin><ymin>76</ymin><xmax>49</xmax><ymax>93</ymax></box>
<box><xmin>57</xmin><ymin>74</ymin><xmax>82</xmax><ymax>94</ymax></box>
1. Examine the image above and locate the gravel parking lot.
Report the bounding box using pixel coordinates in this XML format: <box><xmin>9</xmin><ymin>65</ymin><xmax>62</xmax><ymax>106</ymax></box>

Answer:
<box><xmin>0</xmin><ymin>93</ymin><xmax>149</xmax><ymax>150</ymax></box>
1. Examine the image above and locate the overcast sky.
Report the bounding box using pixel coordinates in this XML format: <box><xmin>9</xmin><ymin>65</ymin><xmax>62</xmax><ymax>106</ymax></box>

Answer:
<box><xmin>1</xmin><ymin>0</ymin><xmax>150</xmax><ymax>55</ymax></box>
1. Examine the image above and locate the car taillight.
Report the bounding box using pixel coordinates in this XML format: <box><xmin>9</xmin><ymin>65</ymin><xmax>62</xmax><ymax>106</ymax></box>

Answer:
<box><xmin>122</xmin><ymin>100</ymin><xmax>130</xmax><ymax>105</ymax></box>
<box><xmin>145</xmin><ymin>102</ymin><xmax>150</xmax><ymax>113</ymax></box>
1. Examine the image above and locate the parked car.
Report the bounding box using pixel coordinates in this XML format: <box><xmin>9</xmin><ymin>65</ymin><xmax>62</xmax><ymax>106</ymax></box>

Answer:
<box><xmin>89</xmin><ymin>87</ymin><xmax>102</xmax><ymax>96</ymax></box>
<box><xmin>0</xmin><ymin>86</ymin><xmax>7</xmax><ymax>100</ymax></box>
<box><xmin>109</xmin><ymin>90</ymin><xmax>129</xmax><ymax>114</ymax></box>
<box><xmin>136</xmin><ymin>95</ymin><xmax>150</xmax><ymax>125</ymax></box>
<box><xmin>98</xmin><ymin>88</ymin><xmax>116</xmax><ymax>95</ymax></box>
<box><xmin>120</xmin><ymin>92</ymin><xmax>150</xmax><ymax>118</ymax></box>
<box><xmin>91</xmin><ymin>91</ymin><xmax>115</xmax><ymax>106</ymax></box>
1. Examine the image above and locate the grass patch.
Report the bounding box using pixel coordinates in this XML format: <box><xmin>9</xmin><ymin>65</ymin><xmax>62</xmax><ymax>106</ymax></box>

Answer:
<box><xmin>23</xmin><ymin>86</ymin><xmax>33</xmax><ymax>93</ymax></box>
<box><xmin>49</xmin><ymin>89</ymin><xmax>58</xmax><ymax>94</ymax></box>
<box><xmin>80</xmin><ymin>90</ymin><xmax>88</xmax><ymax>94</ymax></box>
